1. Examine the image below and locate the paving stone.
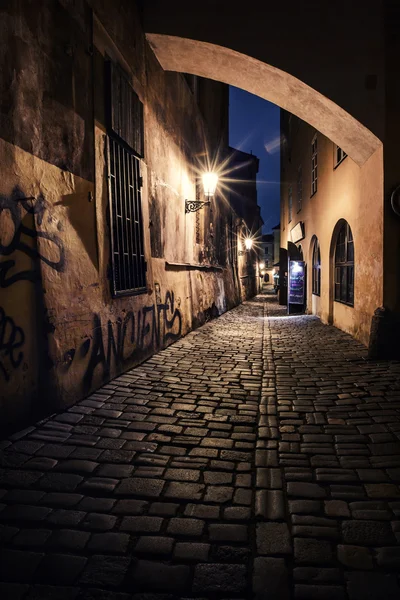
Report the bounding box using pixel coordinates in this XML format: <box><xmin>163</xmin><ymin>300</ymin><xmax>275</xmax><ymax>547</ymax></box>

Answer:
<box><xmin>120</xmin><ymin>516</ymin><xmax>163</xmax><ymax>533</ymax></box>
<box><xmin>49</xmin><ymin>529</ymin><xmax>91</xmax><ymax>550</ymax></box>
<box><xmin>0</xmin><ymin>583</ymin><xmax>29</xmax><ymax>600</ymax></box>
<box><xmin>12</xmin><ymin>528</ymin><xmax>52</xmax><ymax>547</ymax></box>
<box><xmin>34</xmin><ymin>553</ymin><xmax>87</xmax><ymax>584</ymax></box>
<box><xmin>130</xmin><ymin>560</ymin><xmax>190</xmax><ymax>593</ymax></box>
<box><xmin>164</xmin><ymin>482</ymin><xmax>204</xmax><ymax>500</ymax></box>
<box><xmin>255</xmin><ymin>490</ymin><xmax>285</xmax><ymax>519</ymax></box>
<box><xmin>294</xmin><ymin>584</ymin><xmax>346</xmax><ymax>599</ymax></box>
<box><xmin>257</xmin><ymin>523</ymin><xmax>292</xmax><ymax>555</ymax></box>
<box><xmin>192</xmin><ymin>563</ymin><xmax>246</xmax><ymax>594</ymax></box>
<box><xmin>174</xmin><ymin>542</ymin><xmax>210</xmax><ymax>561</ymax></box>
<box><xmin>287</xmin><ymin>482</ymin><xmax>327</xmax><ymax>498</ymax></box>
<box><xmin>342</xmin><ymin>520</ymin><xmax>396</xmax><ymax>545</ymax></box>
<box><xmin>135</xmin><ymin>536</ymin><xmax>175</xmax><ymax>556</ymax></box>
<box><xmin>25</xmin><ymin>585</ymin><xmax>81</xmax><ymax>599</ymax></box>
<box><xmin>294</xmin><ymin>538</ymin><xmax>334</xmax><ymax>564</ymax></box>
<box><xmin>209</xmin><ymin>524</ymin><xmax>247</xmax><ymax>542</ymax></box>
<box><xmin>346</xmin><ymin>571</ymin><xmax>400</xmax><ymax>600</ymax></box>
<box><xmin>88</xmin><ymin>532</ymin><xmax>130</xmax><ymax>553</ymax></box>
<box><xmin>115</xmin><ymin>478</ymin><xmax>165</xmax><ymax>498</ymax></box>
<box><xmin>337</xmin><ymin>545</ymin><xmax>373</xmax><ymax>569</ymax></box>
<box><xmin>80</xmin><ymin>555</ymin><xmax>131</xmax><ymax>587</ymax></box>
<box><xmin>204</xmin><ymin>486</ymin><xmax>233</xmax><ymax>503</ymax></box>
<box><xmin>167</xmin><ymin>518</ymin><xmax>204</xmax><ymax>536</ymax></box>
<box><xmin>253</xmin><ymin>557</ymin><xmax>290</xmax><ymax>600</ymax></box>
<box><xmin>324</xmin><ymin>500</ymin><xmax>350</xmax><ymax>517</ymax></box>
<box><xmin>82</xmin><ymin>513</ymin><xmax>117</xmax><ymax>531</ymax></box>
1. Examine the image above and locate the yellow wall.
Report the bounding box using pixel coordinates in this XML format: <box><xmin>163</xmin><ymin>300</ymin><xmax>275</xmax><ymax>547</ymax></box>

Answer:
<box><xmin>281</xmin><ymin>118</ymin><xmax>384</xmax><ymax>345</ymax></box>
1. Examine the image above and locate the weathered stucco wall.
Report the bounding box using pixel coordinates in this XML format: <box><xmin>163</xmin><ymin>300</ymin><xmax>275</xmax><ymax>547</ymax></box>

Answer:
<box><xmin>0</xmin><ymin>0</ymin><xmax>258</xmax><ymax>430</ymax></box>
<box><xmin>280</xmin><ymin>115</ymin><xmax>384</xmax><ymax>346</ymax></box>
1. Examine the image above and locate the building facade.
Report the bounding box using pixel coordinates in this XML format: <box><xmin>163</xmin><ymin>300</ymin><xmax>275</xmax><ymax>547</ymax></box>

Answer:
<box><xmin>0</xmin><ymin>0</ymin><xmax>262</xmax><ymax>429</ymax></box>
<box><xmin>280</xmin><ymin>111</ymin><xmax>383</xmax><ymax>346</ymax></box>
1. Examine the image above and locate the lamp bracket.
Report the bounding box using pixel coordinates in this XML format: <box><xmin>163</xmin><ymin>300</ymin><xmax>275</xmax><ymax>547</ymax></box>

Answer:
<box><xmin>185</xmin><ymin>199</ymin><xmax>210</xmax><ymax>214</ymax></box>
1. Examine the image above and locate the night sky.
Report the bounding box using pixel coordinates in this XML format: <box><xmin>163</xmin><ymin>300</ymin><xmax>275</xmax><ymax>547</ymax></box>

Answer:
<box><xmin>229</xmin><ymin>86</ymin><xmax>281</xmax><ymax>233</ymax></box>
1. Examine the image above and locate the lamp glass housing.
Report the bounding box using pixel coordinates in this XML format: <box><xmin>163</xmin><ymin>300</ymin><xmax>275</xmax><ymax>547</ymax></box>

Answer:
<box><xmin>202</xmin><ymin>172</ymin><xmax>218</xmax><ymax>197</ymax></box>
<box><xmin>244</xmin><ymin>237</ymin><xmax>253</xmax><ymax>250</ymax></box>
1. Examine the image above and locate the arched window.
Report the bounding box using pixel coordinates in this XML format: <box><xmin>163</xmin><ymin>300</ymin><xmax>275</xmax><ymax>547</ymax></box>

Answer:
<box><xmin>334</xmin><ymin>221</ymin><xmax>354</xmax><ymax>306</ymax></box>
<box><xmin>312</xmin><ymin>239</ymin><xmax>321</xmax><ymax>296</ymax></box>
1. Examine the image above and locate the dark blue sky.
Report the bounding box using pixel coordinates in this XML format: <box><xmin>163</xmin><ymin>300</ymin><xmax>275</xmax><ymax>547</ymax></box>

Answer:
<box><xmin>229</xmin><ymin>86</ymin><xmax>280</xmax><ymax>233</ymax></box>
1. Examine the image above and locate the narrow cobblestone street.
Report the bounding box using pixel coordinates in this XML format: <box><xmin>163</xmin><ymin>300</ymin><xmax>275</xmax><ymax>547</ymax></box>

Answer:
<box><xmin>1</xmin><ymin>292</ymin><xmax>400</xmax><ymax>600</ymax></box>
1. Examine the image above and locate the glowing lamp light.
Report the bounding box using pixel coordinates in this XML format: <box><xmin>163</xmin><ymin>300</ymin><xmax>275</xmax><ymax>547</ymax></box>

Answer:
<box><xmin>202</xmin><ymin>172</ymin><xmax>218</xmax><ymax>197</ymax></box>
<box><xmin>244</xmin><ymin>237</ymin><xmax>253</xmax><ymax>250</ymax></box>
<box><xmin>259</xmin><ymin>262</ymin><xmax>265</xmax><ymax>270</ymax></box>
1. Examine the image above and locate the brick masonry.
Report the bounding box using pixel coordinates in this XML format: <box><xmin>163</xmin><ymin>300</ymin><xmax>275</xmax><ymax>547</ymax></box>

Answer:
<box><xmin>1</xmin><ymin>292</ymin><xmax>400</xmax><ymax>599</ymax></box>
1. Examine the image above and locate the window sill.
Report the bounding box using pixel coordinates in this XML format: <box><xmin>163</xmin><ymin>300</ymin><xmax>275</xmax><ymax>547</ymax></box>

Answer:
<box><xmin>334</xmin><ymin>299</ymin><xmax>354</xmax><ymax>307</ymax></box>
<box><xmin>165</xmin><ymin>261</ymin><xmax>224</xmax><ymax>271</ymax></box>
<box><xmin>312</xmin><ymin>292</ymin><xmax>320</xmax><ymax>297</ymax></box>
<box><xmin>310</xmin><ymin>191</ymin><xmax>317</xmax><ymax>199</ymax></box>
<box><xmin>112</xmin><ymin>286</ymin><xmax>148</xmax><ymax>299</ymax></box>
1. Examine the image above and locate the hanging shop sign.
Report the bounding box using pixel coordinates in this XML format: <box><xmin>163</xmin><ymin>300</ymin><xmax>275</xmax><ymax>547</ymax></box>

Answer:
<box><xmin>290</xmin><ymin>221</ymin><xmax>305</xmax><ymax>244</ymax></box>
<box><xmin>288</xmin><ymin>260</ymin><xmax>305</xmax><ymax>304</ymax></box>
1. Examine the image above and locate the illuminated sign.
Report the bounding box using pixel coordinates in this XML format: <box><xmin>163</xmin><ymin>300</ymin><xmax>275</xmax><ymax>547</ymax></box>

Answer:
<box><xmin>288</xmin><ymin>260</ymin><xmax>305</xmax><ymax>304</ymax></box>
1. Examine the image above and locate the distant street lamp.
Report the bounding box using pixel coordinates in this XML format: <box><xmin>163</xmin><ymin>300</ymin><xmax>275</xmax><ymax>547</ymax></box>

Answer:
<box><xmin>259</xmin><ymin>262</ymin><xmax>265</xmax><ymax>269</ymax></box>
<box><xmin>185</xmin><ymin>171</ymin><xmax>218</xmax><ymax>213</ymax></box>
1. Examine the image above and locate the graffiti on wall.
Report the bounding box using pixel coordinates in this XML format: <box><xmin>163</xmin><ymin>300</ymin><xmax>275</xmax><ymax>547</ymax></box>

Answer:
<box><xmin>65</xmin><ymin>290</ymin><xmax>182</xmax><ymax>392</ymax></box>
<box><xmin>0</xmin><ymin>307</ymin><xmax>25</xmax><ymax>381</ymax></box>
<box><xmin>0</xmin><ymin>187</ymin><xmax>65</xmax><ymax>287</ymax></box>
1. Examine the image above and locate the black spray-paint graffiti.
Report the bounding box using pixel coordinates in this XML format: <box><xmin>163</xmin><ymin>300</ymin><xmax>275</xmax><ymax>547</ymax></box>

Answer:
<box><xmin>0</xmin><ymin>307</ymin><xmax>25</xmax><ymax>381</ymax></box>
<box><xmin>65</xmin><ymin>290</ymin><xmax>182</xmax><ymax>393</ymax></box>
<box><xmin>0</xmin><ymin>186</ymin><xmax>65</xmax><ymax>287</ymax></box>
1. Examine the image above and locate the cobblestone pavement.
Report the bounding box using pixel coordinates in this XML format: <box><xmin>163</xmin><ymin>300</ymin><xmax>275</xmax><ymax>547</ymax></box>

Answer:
<box><xmin>2</xmin><ymin>292</ymin><xmax>400</xmax><ymax>600</ymax></box>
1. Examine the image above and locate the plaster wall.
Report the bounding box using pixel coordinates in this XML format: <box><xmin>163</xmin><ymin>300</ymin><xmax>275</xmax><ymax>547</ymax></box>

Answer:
<box><xmin>0</xmin><ymin>0</ymin><xmax>256</xmax><ymax>430</ymax></box>
<box><xmin>280</xmin><ymin>116</ymin><xmax>384</xmax><ymax>346</ymax></box>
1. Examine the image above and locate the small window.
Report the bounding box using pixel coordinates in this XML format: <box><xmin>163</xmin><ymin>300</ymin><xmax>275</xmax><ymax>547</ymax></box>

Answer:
<box><xmin>297</xmin><ymin>166</ymin><xmax>302</xmax><ymax>212</ymax></box>
<box><xmin>106</xmin><ymin>61</ymin><xmax>146</xmax><ymax>296</ymax></box>
<box><xmin>312</xmin><ymin>239</ymin><xmax>321</xmax><ymax>296</ymax></box>
<box><xmin>288</xmin><ymin>185</ymin><xmax>293</xmax><ymax>223</ymax></box>
<box><xmin>334</xmin><ymin>145</ymin><xmax>347</xmax><ymax>168</ymax></box>
<box><xmin>334</xmin><ymin>221</ymin><xmax>354</xmax><ymax>306</ymax></box>
<box><xmin>311</xmin><ymin>134</ymin><xmax>318</xmax><ymax>196</ymax></box>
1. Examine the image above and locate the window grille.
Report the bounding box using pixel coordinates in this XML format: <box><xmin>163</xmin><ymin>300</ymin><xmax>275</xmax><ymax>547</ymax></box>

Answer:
<box><xmin>311</xmin><ymin>134</ymin><xmax>318</xmax><ymax>195</ymax></box>
<box><xmin>107</xmin><ymin>61</ymin><xmax>144</xmax><ymax>158</ymax></box>
<box><xmin>107</xmin><ymin>138</ymin><xmax>146</xmax><ymax>296</ymax></box>
<box><xmin>297</xmin><ymin>166</ymin><xmax>302</xmax><ymax>212</ymax></box>
<box><xmin>335</xmin><ymin>145</ymin><xmax>347</xmax><ymax>168</ymax></box>
<box><xmin>312</xmin><ymin>239</ymin><xmax>321</xmax><ymax>296</ymax></box>
<box><xmin>105</xmin><ymin>60</ymin><xmax>146</xmax><ymax>296</ymax></box>
<box><xmin>288</xmin><ymin>185</ymin><xmax>293</xmax><ymax>223</ymax></box>
<box><xmin>334</xmin><ymin>222</ymin><xmax>354</xmax><ymax>306</ymax></box>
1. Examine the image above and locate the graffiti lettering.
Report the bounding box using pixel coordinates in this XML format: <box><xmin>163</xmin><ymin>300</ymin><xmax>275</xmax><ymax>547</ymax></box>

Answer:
<box><xmin>0</xmin><ymin>307</ymin><xmax>25</xmax><ymax>381</ymax></box>
<box><xmin>65</xmin><ymin>290</ymin><xmax>182</xmax><ymax>392</ymax></box>
<box><xmin>0</xmin><ymin>186</ymin><xmax>65</xmax><ymax>287</ymax></box>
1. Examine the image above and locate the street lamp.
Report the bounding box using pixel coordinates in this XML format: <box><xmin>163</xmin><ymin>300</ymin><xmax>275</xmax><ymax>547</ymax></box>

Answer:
<box><xmin>185</xmin><ymin>172</ymin><xmax>218</xmax><ymax>213</ymax></box>
<box><xmin>259</xmin><ymin>262</ymin><xmax>265</xmax><ymax>270</ymax></box>
<box><xmin>244</xmin><ymin>237</ymin><xmax>253</xmax><ymax>250</ymax></box>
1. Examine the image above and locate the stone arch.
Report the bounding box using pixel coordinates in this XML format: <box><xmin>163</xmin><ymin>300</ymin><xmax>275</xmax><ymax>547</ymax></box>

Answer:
<box><xmin>146</xmin><ymin>35</ymin><xmax>381</xmax><ymax>166</ymax></box>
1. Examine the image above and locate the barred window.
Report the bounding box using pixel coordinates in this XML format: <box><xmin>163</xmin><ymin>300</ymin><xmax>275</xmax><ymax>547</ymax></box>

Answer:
<box><xmin>334</xmin><ymin>145</ymin><xmax>347</xmax><ymax>168</ymax></box>
<box><xmin>312</xmin><ymin>239</ymin><xmax>321</xmax><ymax>296</ymax></box>
<box><xmin>334</xmin><ymin>221</ymin><xmax>354</xmax><ymax>306</ymax></box>
<box><xmin>297</xmin><ymin>166</ymin><xmax>302</xmax><ymax>212</ymax></box>
<box><xmin>288</xmin><ymin>185</ymin><xmax>293</xmax><ymax>223</ymax></box>
<box><xmin>311</xmin><ymin>134</ymin><xmax>318</xmax><ymax>195</ymax></box>
<box><xmin>106</xmin><ymin>61</ymin><xmax>146</xmax><ymax>296</ymax></box>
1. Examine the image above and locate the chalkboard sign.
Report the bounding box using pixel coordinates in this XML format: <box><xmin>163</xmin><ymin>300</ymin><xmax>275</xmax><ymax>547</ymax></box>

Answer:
<box><xmin>288</xmin><ymin>260</ymin><xmax>305</xmax><ymax>305</ymax></box>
